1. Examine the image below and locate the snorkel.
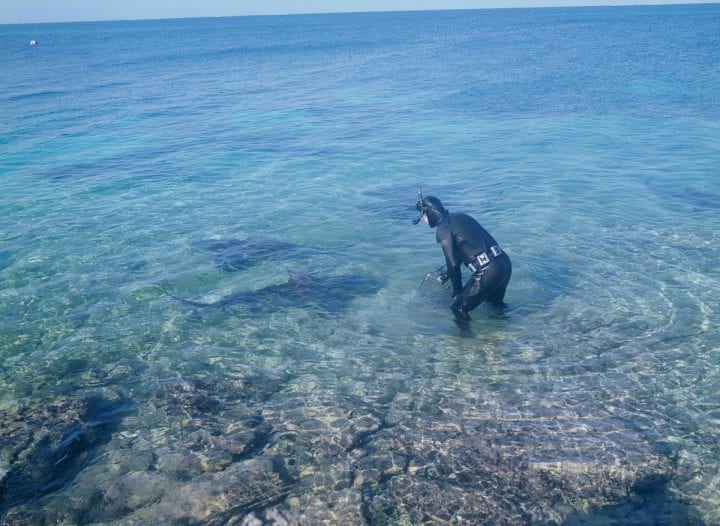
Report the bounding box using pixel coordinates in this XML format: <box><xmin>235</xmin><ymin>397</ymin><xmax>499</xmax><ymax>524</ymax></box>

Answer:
<box><xmin>413</xmin><ymin>189</ymin><xmax>448</xmax><ymax>228</ymax></box>
<box><xmin>412</xmin><ymin>186</ymin><xmax>425</xmax><ymax>225</ymax></box>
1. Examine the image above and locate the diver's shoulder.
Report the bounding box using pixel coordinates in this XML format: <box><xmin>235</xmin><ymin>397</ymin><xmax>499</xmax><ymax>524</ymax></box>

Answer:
<box><xmin>449</xmin><ymin>212</ymin><xmax>473</xmax><ymax>224</ymax></box>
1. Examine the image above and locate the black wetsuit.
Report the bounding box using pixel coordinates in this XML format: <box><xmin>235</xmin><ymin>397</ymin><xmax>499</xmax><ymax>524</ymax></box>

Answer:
<box><xmin>435</xmin><ymin>212</ymin><xmax>512</xmax><ymax>318</ymax></box>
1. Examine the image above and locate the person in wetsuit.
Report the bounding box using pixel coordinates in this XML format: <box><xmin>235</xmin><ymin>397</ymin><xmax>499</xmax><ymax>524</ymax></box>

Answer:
<box><xmin>415</xmin><ymin>196</ymin><xmax>511</xmax><ymax>321</ymax></box>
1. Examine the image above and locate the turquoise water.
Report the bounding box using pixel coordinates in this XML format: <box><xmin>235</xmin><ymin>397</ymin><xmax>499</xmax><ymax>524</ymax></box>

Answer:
<box><xmin>1</xmin><ymin>6</ymin><xmax>720</xmax><ymax>524</ymax></box>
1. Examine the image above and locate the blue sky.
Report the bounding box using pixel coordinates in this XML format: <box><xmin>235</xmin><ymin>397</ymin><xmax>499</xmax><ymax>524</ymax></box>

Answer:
<box><xmin>1</xmin><ymin>0</ymin><xmax>717</xmax><ymax>24</ymax></box>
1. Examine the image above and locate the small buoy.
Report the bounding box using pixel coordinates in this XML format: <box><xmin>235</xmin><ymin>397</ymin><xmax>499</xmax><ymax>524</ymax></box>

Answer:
<box><xmin>29</xmin><ymin>39</ymin><xmax>38</xmax><ymax>46</ymax></box>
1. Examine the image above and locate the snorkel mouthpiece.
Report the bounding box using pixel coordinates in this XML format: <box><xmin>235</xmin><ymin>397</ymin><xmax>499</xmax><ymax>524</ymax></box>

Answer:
<box><xmin>412</xmin><ymin>186</ymin><xmax>425</xmax><ymax>225</ymax></box>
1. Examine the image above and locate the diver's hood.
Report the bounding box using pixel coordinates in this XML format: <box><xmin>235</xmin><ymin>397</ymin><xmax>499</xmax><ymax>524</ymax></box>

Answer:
<box><xmin>416</xmin><ymin>196</ymin><xmax>447</xmax><ymax>228</ymax></box>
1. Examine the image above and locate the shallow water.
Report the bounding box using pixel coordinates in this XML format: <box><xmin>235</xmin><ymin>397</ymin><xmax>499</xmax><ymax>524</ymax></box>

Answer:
<box><xmin>1</xmin><ymin>6</ymin><xmax>720</xmax><ymax>524</ymax></box>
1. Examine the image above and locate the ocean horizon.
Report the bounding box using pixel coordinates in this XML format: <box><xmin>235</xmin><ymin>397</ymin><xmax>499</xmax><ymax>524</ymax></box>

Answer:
<box><xmin>3</xmin><ymin>2</ymin><xmax>717</xmax><ymax>26</ymax></box>
<box><xmin>1</xmin><ymin>4</ymin><xmax>719</xmax><ymax>524</ymax></box>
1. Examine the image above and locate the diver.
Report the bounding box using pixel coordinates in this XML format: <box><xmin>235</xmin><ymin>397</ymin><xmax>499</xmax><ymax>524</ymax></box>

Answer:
<box><xmin>414</xmin><ymin>192</ymin><xmax>511</xmax><ymax>322</ymax></box>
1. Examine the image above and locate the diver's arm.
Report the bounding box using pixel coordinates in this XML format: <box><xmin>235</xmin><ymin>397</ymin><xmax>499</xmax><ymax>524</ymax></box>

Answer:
<box><xmin>439</xmin><ymin>236</ymin><xmax>462</xmax><ymax>297</ymax></box>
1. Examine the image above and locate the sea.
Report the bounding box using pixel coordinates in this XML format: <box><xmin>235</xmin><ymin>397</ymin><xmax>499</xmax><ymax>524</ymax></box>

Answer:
<box><xmin>1</xmin><ymin>4</ymin><xmax>719</xmax><ymax>524</ymax></box>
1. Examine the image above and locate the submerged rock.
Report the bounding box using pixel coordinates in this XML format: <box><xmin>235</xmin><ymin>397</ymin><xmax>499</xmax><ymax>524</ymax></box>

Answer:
<box><xmin>0</xmin><ymin>394</ymin><xmax>131</xmax><ymax>521</ymax></box>
<box><xmin>357</xmin><ymin>411</ymin><xmax>677</xmax><ymax>525</ymax></box>
<box><xmin>0</xmin><ymin>368</ymin><xmax>698</xmax><ymax>525</ymax></box>
<box><xmin>117</xmin><ymin>457</ymin><xmax>299</xmax><ymax>524</ymax></box>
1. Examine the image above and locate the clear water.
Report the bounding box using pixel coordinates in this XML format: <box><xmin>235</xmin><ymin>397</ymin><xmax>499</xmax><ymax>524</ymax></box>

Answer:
<box><xmin>1</xmin><ymin>6</ymin><xmax>719</xmax><ymax>524</ymax></box>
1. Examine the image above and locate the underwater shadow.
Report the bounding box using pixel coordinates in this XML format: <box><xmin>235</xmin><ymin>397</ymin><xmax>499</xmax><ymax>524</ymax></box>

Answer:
<box><xmin>163</xmin><ymin>270</ymin><xmax>384</xmax><ymax>314</ymax></box>
<box><xmin>563</xmin><ymin>479</ymin><xmax>706</xmax><ymax>526</ymax></box>
<box><xmin>0</xmin><ymin>395</ymin><xmax>133</xmax><ymax>521</ymax></box>
<box><xmin>190</xmin><ymin>235</ymin><xmax>347</xmax><ymax>273</ymax></box>
<box><xmin>645</xmin><ymin>178</ymin><xmax>720</xmax><ymax>211</ymax></box>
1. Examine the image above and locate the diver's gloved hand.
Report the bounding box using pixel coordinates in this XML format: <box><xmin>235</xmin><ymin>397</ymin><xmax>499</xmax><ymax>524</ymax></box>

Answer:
<box><xmin>437</xmin><ymin>270</ymin><xmax>449</xmax><ymax>285</ymax></box>
<box><xmin>451</xmin><ymin>297</ymin><xmax>469</xmax><ymax>320</ymax></box>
